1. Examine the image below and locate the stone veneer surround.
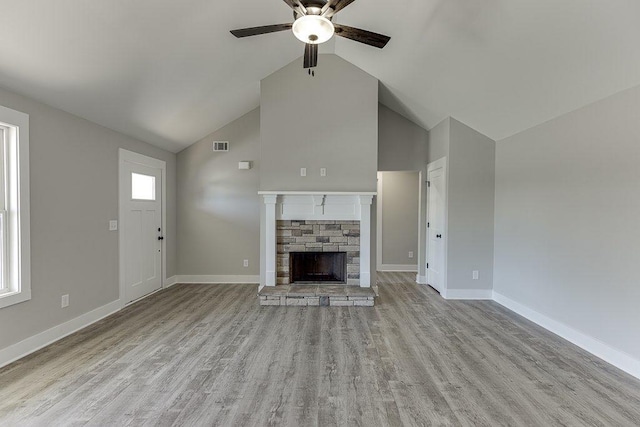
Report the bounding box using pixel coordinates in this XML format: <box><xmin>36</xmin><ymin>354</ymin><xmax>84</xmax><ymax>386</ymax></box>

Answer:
<box><xmin>277</xmin><ymin>220</ymin><xmax>360</xmax><ymax>285</ymax></box>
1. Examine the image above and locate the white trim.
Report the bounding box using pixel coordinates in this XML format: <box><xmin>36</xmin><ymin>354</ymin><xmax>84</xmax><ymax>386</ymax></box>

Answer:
<box><xmin>0</xmin><ymin>299</ymin><xmax>121</xmax><ymax>369</ymax></box>
<box><xmin>416</xmin><ymin>274</ymin><xmax>427</xmax><ymax>285</ymax></box>
<box><xmin>358</xmin><ymin>195</ymin><xmax>374</xmax><ymax>287</ymax></box>
<box><xmin>118</xmin><ymin>149</ymin><xmax>167</xmax><ymax>309</ymax></box>
<box><xmin>443</xmin><ymin>288</ymin><xmax>493</xmax><ymax>300</ymax></box>
<box><xmin>164</xmin><ymin>275</ymin><xmax>178</xmax><ymax>288</ymax></box>
<box><xmin>0</xmin><ymin>105</ymin><xmax>31</xmax><ymax>309</ymax></box>
<box><xmin>376</xmin><ymin>173</ymin><xmax>383</xmax><ymax>270</ymax></box>
<box><xmin>258</xmin><ymin>191</ymin><xmax>376</xmax><ymax>196</ymax></box>
<box><xmin>379</xmin><ymin>264</ymin><xmax>418</xmax><ymax>272</ymax></box>
<box><xmin>493</xmin><ymin>291</ymin><xmax>640</xmax><ymax>380</ymax></box>
<box><xmin>176</xmin><ymin>275</ymin><xmax>259</xmax><ymax>284</ymax></box>
<box><xmin>263</xmin><ymin>195</ymin><xmax>277</xmax><ymax>287</ymax></box>
<box><xmin>426</xmin><ymin>157</ymin><xmax>448</xmax><ymax>297</ymax></box>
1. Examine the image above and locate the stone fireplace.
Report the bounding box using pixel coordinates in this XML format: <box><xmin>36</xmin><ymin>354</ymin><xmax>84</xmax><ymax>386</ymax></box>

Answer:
<box><xmin>260</xmin><ymin>192</ymin><xmax>375</xmax><ymax>288</ymax></box>
<box><xmin>277</xmin><ymin>220</ymin><xmax>360</xmax><ymax>285</ymax></box>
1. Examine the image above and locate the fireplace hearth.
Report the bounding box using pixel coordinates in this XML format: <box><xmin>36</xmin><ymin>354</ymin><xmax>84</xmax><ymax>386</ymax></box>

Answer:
<box><xmin>290</xmin><ymin>252</ymin><xmax>347</xmax><ymax>284</ymax></box>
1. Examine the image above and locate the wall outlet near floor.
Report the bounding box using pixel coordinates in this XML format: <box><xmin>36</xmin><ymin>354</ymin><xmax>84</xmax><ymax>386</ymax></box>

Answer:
<box><xmin>320</xmin><ymin>167</ymin><xmax>327</xmax><ymax>177</ymax></box>
<box><xmin>408</xmin><ymin>251</ymin><xmax>414</xmax><ymax>259</ymax></box>
<box><xmin>61</xmin><ymin>294</ymin><xmax>69</xmax><ymax>308</ymax></box>
<box><xmin>243</xmin><ymin>259</ymin><xmax>249</xmax><ymax>268</ymax></box>
<box><xmin>300</xmin><ymin>167</ymin><xmax>307</xmax><ymax>177</ymax></box>
<box><xmin>109</xmin><ymin>220</ymin><xmax>118</xmax><ymax>231</ymax></box>
<box><xmin>472</xmin><ymin>270</ymin><xmax>479</xmax><ymax>280</ymax></box>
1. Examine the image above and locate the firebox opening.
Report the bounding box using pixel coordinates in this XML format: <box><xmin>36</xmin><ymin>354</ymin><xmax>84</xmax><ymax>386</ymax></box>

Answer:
<box><xmin>290</xmin><ymin>252</ymin><xmax>347</xmax><ymax>284</ymax></box>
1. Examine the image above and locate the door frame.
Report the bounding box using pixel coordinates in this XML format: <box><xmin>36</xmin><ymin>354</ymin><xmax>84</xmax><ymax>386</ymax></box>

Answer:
<box><xmin>118</xmin><ymin>148</ymin><xmax>167</xmax><ymax>308</ymax></box>
<box><xmin>426</xmin><ymin>157</ymin><xmax>448</xmax><ymax>296</ymax></box>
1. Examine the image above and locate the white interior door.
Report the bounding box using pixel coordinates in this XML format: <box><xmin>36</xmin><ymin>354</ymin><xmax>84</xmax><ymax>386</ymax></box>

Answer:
<box><xmin>121</xmin><ymin>159</ymin><xmax>163</xmax><ymax>304</ymax></box>
<box><xmin>427</xmin><ymin>159</ymin><xmax>446</xmax><ymax>293</ymax></box>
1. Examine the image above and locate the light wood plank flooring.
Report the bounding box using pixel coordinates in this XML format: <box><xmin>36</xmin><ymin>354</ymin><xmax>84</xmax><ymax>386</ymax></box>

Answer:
<box><xmin>1</xmin><ymin>272</ymin><xmax>639</xmax><ymax>426</ymax></box>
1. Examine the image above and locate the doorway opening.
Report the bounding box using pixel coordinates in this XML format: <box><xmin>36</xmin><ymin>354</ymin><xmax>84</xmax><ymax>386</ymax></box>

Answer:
<box><xmin>376</xmin><ymin>171</ymin><xmax>420</xmax><ymax>273</ymax></box>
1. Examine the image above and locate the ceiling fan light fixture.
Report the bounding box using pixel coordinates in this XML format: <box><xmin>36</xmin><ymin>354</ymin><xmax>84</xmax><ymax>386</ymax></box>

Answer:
<box><xmin>292</xmin><ymin>15</ymin><xmax>334</xmax><ymax>44</ymax></box>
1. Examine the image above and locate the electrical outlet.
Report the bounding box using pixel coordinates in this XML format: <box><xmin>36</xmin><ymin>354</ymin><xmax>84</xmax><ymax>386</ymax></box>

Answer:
<box><xmin>109</xmin><ymin>220</ymin><xmax>118</xmax><ymax>231</ymax></box>
<box><xmin>320</xmin><ymin>167</ymin><xmax>327</xmax><ymax>177</ymax></box>
<box><xmin>472</xmin><ymin>270</ymin><xmax>479</xmax><ymax>280</ymax></box>
<box><xmin>61</xmin><ymin>294</ymin><xmax>69</xmax><ymax>308</ymax></box>
<box><xmin>300</xmin><ymin>168</ymin><xmax>307</xmax><ymax>177</ymax></box>
<box><xmin>243</xmin><ymin>259</ymin><xmax>249</xmax><ymax>268</ymax></box>
<box><xmin>408</xmin><ymin>251</ymin><xmax>414</xmax><ymax>259</ymax></box>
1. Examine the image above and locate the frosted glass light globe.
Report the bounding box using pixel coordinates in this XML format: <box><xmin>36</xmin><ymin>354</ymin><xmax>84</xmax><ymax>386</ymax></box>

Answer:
<box><xmin>292</xmin><ymin>15</ymin><xmax>335</xmax><ymax>44</ymax></box>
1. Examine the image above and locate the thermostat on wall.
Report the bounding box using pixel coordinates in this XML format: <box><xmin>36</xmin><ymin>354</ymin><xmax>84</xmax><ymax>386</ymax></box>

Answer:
<box><xmin>238</xmin><ymin>161</ymin><xmax>252</xmax><ymax>170</ymax></box>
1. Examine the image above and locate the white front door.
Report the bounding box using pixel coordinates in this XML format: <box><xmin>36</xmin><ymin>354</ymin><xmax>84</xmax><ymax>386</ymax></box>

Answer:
<box><xmin>427</xmin><ymin>158</ymin><xmax>447</xmax><ymax>293</ymax></box>
<box><xmin>120</xmin><ymin>153</ymin><xmax>164</xmax><ymax>304</ymax></box>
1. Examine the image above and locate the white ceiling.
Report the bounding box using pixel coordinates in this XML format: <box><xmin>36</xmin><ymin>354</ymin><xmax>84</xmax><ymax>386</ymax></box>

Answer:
<box><xmin>1</xmin><ymin>0</ymin><xmax>640</xmax><ymax>152</ymax></box>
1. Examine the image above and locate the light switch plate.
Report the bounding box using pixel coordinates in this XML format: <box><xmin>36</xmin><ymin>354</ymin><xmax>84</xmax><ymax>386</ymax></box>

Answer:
<box><xmin>109</xmin><ymin>220</ymin><xmax>118</xmax><ymax>231</ymax></box>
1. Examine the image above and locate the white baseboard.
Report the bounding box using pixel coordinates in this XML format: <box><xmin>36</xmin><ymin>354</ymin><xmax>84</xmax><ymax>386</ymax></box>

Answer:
<box><xmin>378</xmin><ymin>264</ymin><xmax>418</xmax><ymax>272</ymax></box>
<box><xmin>443</xmin><ymin>288</ymin><xmax>493</xmax><ymax>300</ymax></box>
<box><xmin>164</xmin><ymin>275</ymin><xmax>178</xmax><ymax>288</ymax></box>
<box><xmin>493</xmin><ymin>291</ymin><xmax>640</xmax><ymax>380</ymax></box>
<box><xmin>0</xmin><ymin>299</ymin><xmax>122</xmax><ymax>369</ymax></box>
<box><xmin>416</xmin><ymin>275</ymin><xmax>427</xmax><ymax>285</ymax></box>
<box><xmin>176</xmin><ymin>275</ymin><xmax>259</xmax><ymax>284</ymax></box>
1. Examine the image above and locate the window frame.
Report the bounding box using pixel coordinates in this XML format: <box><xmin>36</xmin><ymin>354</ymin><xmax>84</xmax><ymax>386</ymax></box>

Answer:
<box><xmin>0</xmin><ymin>105</ymin><xmax>31</xmax><ymax>309</ymax></box>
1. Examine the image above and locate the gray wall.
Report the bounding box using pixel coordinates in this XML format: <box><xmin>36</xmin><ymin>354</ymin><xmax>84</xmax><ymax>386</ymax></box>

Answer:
<box><xmin>379</xmin><ymin>171</ymin><xmax>420</xmax><ymax>266</ymax></box>
<box><xmin>260</xmin><ymin>54</ymin><xmax>378</xmax><ymax>192</ymax></box>
<box><xmin>447</xmin><ymin>118</ymin><xmax>495</xmax><ymax>291</ymax></box>
<box><xmin>378</xmin><ymin>104</ymin><xmax>428</xmax><ymax>171</ymax></box>
<box><xmin>494</xmin><ymin>84</ymin><xmax>640</xmax><ymax>360</ymax></box>
<box><xmin>427</xmin><ymin>117</ymin><xmax>450</xmax><ymax>164</ymax></box>
<box><xmin>0</xmin><ymin>86</ymin><xmax>176</xmax><ymax>351</ymax></box>
<box><xmin>425</xmin><ymin>117</ymin><xmax>495</xmax><ymax>293</ymax></box>
<box><xmin>177</xmin><ymin>108</ymin><xmax>260</xmax><ymax>276</ymax></box>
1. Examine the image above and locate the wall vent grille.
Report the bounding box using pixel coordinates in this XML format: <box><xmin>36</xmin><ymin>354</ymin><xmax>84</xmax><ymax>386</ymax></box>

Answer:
<box><xmin>213</xmin><ymin>141</ymin><xmax>229</xmax><ymax>152</ymax></box>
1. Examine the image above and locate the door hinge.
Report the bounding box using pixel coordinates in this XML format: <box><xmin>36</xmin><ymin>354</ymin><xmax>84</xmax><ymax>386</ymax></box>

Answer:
<box><xmin>427</xmin><ymin>222</ymin><xmax>430</xmax><ymax>228</ymax></box>
<box><xmin>427</xmin><ymin>263</ymin><xmax>429</xmax><ymax>269</ymax></box>
<box><xmin>427</xmin><ymin>181</ymin><xmax>431</xmax><ymax>187</ymax></box>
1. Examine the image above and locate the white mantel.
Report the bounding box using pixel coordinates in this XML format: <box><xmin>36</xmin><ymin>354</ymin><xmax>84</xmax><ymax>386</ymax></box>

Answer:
<box><xmin>260</xmin><ymin>191</ymin><xmax>376</xmax><ymax>288</ymax></box>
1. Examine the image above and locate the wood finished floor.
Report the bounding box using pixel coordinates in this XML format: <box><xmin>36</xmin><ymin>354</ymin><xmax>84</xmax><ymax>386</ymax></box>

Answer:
<box><xmin>1</xmin><ymin>272</ymin><xmax>639</xmax><ymax>426</ymax></box>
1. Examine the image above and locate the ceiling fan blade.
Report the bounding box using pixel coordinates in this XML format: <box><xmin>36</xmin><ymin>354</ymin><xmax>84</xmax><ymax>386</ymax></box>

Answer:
<box><xmin>322</xmin><ymin>0</ymin><xmax>357</xmax><ymax>17</ymax></box>
<box><xmin>333</xmin><ymin>24</ymin><xmax>390</xmax><ymax>48</ymax></box>
<box><xmin>303</xmin><ymin>43</ymin><xmax>318</xmax><ymax>69</ymax></box>
<box><xmin>230</xmin><ymin>23</ymin><xmax>293</xmax><ymax>38</ymax></box>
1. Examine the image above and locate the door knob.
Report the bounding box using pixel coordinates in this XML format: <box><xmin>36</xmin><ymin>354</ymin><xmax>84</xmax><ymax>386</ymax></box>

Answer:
<box><xmin>436</xmin><ymin>234</ymin><xmax>442</xmax><ymax>239</ymax></box>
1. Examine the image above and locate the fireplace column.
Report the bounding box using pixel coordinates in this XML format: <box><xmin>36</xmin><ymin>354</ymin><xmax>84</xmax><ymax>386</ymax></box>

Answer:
<box><xmin>359</xmin><ymin>195</ymin><xmax>373</xmax><ymax>287</ymax></box>
<box><xmin>264</xmin><ymin>194</ymin><xmax>278</xmax><ymax>287</ymax></box>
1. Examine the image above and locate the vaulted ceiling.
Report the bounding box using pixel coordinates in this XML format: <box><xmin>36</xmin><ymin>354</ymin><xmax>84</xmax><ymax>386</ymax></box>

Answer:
<box><xmin>1</xmin><ymin>0</ymin><xmax>639</xmax><ymax>152</ymax></box>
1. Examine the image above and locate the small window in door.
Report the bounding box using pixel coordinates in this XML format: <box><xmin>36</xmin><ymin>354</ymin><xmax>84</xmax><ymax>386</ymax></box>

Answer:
<box><xmin>131</xmin><ymin>173</ymin><xmax>156</xmax><ymax>200</ymax></box>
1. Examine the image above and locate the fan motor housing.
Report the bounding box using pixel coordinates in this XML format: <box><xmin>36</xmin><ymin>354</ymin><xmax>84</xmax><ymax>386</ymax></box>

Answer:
<box><xmin>294</xmin><ymin>1</ymin><xmax>332</xmax><ymax>20</ymax></box>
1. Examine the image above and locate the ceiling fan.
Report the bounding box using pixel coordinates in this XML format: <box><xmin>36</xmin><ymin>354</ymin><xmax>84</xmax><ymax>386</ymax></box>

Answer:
<box><xmin>230</xmin><ymin>0</ymin><xmax>390</xmax><ymax>71</ymax></box>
